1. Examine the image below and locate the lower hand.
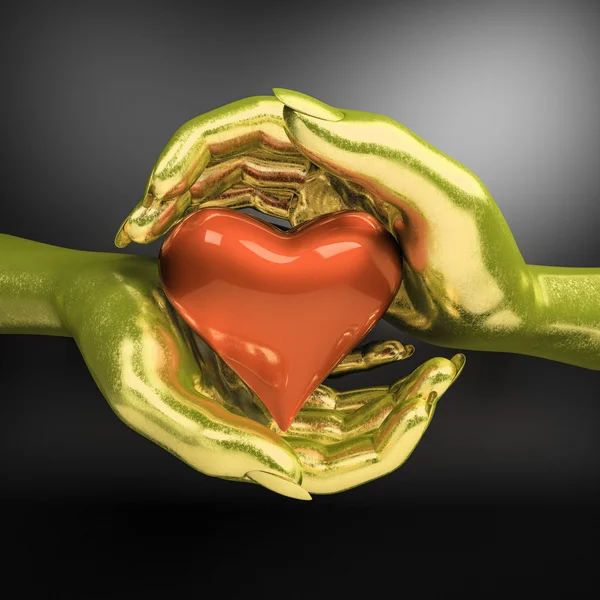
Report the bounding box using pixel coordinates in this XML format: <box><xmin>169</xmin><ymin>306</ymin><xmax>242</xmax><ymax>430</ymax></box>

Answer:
<box><xmin>57</xmin><ymin>248</ymin><xmax>463</xmax><ymax>498</ymax></box>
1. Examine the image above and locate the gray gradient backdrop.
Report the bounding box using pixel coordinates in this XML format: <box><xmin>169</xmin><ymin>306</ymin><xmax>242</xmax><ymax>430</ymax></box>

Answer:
<box><xmin>1</xmin><ymin>0</ymin><xmax>599</xmax><ymax>592</ymax></box>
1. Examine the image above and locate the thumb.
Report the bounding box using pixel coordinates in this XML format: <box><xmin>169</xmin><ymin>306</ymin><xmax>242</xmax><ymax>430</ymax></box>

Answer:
<box><xmin>273</xmin><ymin>88</ymin><xmax>430</xmax><ymax>270</ymax></box>
<box><xmin>273</xmin><ymin>89</ymin><xmax>489</xmax><ymax>275</ymax></box>
<box><xmin>273</xmin><ymin>87</ymin><xmax>394</xmax><ymax>190</ymax></box>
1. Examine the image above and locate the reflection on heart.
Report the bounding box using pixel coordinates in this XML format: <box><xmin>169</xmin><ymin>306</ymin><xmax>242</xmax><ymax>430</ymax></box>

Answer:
<box><xmin>159</xmin><ymin>208</ymin><xmax>403</xmax><ymax>431</ymax></box>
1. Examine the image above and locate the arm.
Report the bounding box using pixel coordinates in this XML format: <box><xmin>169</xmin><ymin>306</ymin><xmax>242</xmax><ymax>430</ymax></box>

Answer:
<box><xmin>519</xmin><ymin>265</ymin><xmax>600</xmax><ymax>370</ymax></box>
<box><xmin>396</xmin><ymin>262</ymin><xmax>600</xmax><ymax>371</ymax></box>
<box><xmin>0</xmin><ymin>234</ymin><xmax>125</xmax><ymax>336</ymax></box>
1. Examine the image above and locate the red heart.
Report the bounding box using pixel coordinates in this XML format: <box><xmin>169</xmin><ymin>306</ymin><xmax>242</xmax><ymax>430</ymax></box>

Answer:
<box><xmin>159</xmin><ymin>208</ymin><xmax>403</xmax><ymax>431</ymax></box>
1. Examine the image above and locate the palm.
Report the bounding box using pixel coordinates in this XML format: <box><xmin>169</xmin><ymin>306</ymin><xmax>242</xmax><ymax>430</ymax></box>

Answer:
<box><xmin>191</xmin><ymin>324</ymin><xmax>461</xmax><ymax>494</ymax></box>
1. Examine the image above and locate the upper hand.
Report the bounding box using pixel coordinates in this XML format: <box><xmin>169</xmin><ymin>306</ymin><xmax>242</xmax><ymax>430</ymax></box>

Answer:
<box><xmin>114</xmin><ymin>89</ymin><xmax>534</xmax><ymax>351</ymax></box>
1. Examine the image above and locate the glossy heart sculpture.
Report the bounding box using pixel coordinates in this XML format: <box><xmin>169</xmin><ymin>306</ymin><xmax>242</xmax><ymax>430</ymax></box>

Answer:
<box><xmin>159</xmin><ymin>208</ymin><xmax>403</xmax><ymax>431</ymax></box>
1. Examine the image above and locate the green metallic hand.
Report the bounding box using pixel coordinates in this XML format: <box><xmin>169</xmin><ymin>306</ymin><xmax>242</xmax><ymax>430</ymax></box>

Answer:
<box><xmin>0</xmin><ymin>234</ymin><xmax>463</xmax><ymax>497</ymax></box>
<box><xmin>115</xmin><ymin>89</ymin><xmax>600</xmax><ymax>370</ymax></box>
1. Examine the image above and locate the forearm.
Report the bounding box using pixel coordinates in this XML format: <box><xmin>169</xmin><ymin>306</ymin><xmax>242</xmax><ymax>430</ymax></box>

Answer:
<box><xmin>519</xmin><ymin>265</ymin><xmax>600</xmax><ymax>370</ymax></box>
<box><xmin>0</xmin><ymin>234</ymin><xmax>115</xmax><ymax>336</ymax></box>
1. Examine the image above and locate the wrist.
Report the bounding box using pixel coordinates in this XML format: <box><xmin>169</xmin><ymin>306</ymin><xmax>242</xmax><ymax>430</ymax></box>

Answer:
<box><xmin>400</xmin><ymin>263</ymin><xmax>600</xmax><ymax>370</ymax></box>
<box><xmin>491</xmin><ymin>265</ymin><xmax>600</xmax><ymax>370</ymax></box>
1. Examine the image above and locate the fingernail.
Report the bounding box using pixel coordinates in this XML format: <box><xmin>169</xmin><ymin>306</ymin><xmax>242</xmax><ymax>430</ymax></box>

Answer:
<box><xmin>450</xmin><ymin>353</ymin><xmax>467</xmax><ymax>379</ymax></box>
<box><xmin>273</xmin><ymin>88</ymin><xmax>344</xmax><ymax>122</ymax></box>
<box><xmin>426</xmin><ymin>390</ymin><xmax>438</xmax><ymax>406</ymax></box>
<box><xmin>246</xmin><ymin>470</ymin><xmax>312</xmax><ymax>501</ymax></box>
<box><xmin>114</xmin><ymin>226</ymin><xmax>131</xmax><ymax>248</ymax></box>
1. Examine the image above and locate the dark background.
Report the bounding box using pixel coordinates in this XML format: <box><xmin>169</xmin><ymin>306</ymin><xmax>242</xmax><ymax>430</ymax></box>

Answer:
<box><xmin>1</xmin><ymin>0</ymin><xmax>599</xmax><ymax>594</ymax></box>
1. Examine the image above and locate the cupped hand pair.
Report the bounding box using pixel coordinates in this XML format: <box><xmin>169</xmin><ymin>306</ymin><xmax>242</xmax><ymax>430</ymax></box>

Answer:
<box><xmin>16</xmin><ymin>88</ymin><xmax>592</xmax><ymax>499</ymax></box>
<box><xmin>106</xmin><ymin>88</ymin><xmax>518</xmax><ymax>498</ymax></box>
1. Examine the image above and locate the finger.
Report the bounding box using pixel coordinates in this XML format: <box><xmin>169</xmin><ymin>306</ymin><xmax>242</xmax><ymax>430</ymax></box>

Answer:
<box><xmin>195</xmin><ymin>186</ymin><xmax>294</xmax><ymax>221</ymax></box>
<box><xmin>387</xmin><ymin>353</ymin><xmax>464</xmax><ymax>405</ymax></box>
<box><xmin>62</xmin><ymin>255</ymin><xmax>308</xmax><ymax>500</ymax></box>
<box><xmin>275</xmin><ymin>87</ymin><xmax>486</xmax><ymax>204</ymax></box>
<box><xmin>116</xmin><ymin>189</ymin><xmax>193</xmax><ymax>248</ymax></box>
<box><xmin>451</xmin><ymin>352</ymin><xmax>467</xmax><ymax>378</ymax></box>
<box><xmin>287</xmin><ymin>355</ymin><xmax>456</xmax><ymax>443</ymax></box>
<box><xmin>329</xmin><ymin>339</ymin><xmax>415</xmax><ymax>377</ymax></box>
<box><xmin>284</xmin><ymin>391</ymin><xmax>394</xmax><ymax>445</ymax></box>
<box><xmin>284</xmin><ymin>356</ymin><xmax>461</xmax><ymax>494</ymax></box>
<box><xmin>188</xmin><ymin>154</ymin><xmax>308</xmax><ymax>206</ymax></box>
<box><xmin>301</xmin><ymin>384</ymin><xmax>388</xmax><ymax>412</ymax></box>
<box><xmin>245</xmin><ymin>470</ymin><xmax>310</xmax><ymax>500</ymax></box>
<box><xmin>115</xmin><ymin>96</ymin><xmax>303</xmax><ymax>247</ymax></box>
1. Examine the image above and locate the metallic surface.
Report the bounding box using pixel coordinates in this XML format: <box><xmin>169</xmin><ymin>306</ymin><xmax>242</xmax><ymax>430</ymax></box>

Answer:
<box><xmin>116</xmin><ymin>89</ymin><xmax>600</xmax><ymax>371</ymax></box>
<box><xmin>0</xmin><ymin>234</ymin><xmax>461</xmax><ymax>498</ymax></box>
<box><xmin>159</xmin><ymin>208</ymin><xmax>403</xmax><ymax>431</ymax></box>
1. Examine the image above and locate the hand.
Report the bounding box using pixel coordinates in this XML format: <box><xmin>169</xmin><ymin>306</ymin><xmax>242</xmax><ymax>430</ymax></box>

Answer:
<box><xmin>114</xmin><ymin>89</ymin><xmax>528</xmax><ymax>349</ymax></box>
<box><xmin>0</xmin><ymin>235</ymin><xmax>464</xmax><ymax>498</ymax></box>
<box><xmin>115</xmin><ymin>89</ymin><xmax>600</xmax><ymax>369</ymax></box>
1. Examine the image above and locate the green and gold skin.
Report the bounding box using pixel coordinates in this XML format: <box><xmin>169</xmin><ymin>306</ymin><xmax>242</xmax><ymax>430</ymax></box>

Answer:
<box><xmin>1</xmin><ymin>89</ymin><xmax>598</xmax><ymax>500</ymax></box>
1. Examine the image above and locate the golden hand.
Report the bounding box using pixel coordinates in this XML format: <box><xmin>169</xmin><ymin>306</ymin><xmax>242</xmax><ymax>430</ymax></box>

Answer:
<box><xmin>116</xmin><ymin>89</ymin><xmax>600</xmax><ymax>370</ymax></box>
<box><xmin>0</xmin><ymin>235</ymin><xmax>464</xmax><ymax>498</ymax></box>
